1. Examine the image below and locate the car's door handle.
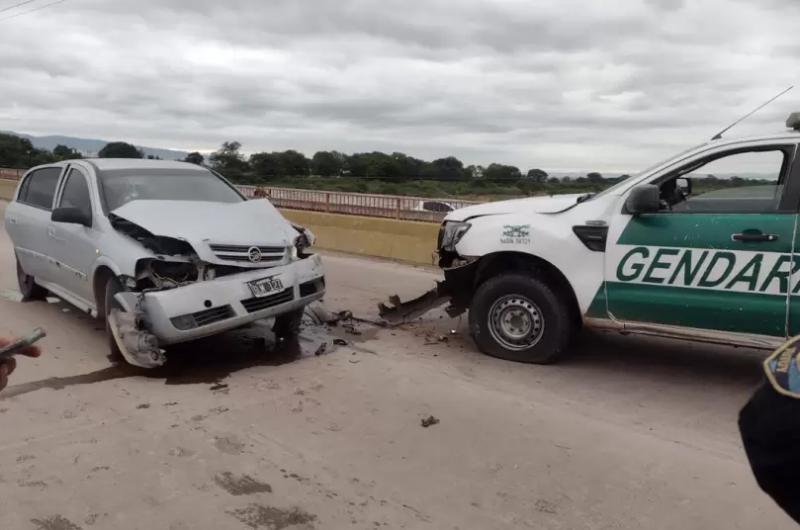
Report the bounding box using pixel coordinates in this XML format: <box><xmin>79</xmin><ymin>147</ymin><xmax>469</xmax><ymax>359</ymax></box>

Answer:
<box><xmin>731</xmin><ymin>231</ymin><xmax>778</xmax><ymax>243</ymax></box>
<box><xmin>7</xmin><ymin>217</ymin><xmax>16</xmax><ymax>224</ymax></box>
<box><xmin>47</xmin><ymin>227</ymin><xmax>56</xmax><ymax>238</ymax></box>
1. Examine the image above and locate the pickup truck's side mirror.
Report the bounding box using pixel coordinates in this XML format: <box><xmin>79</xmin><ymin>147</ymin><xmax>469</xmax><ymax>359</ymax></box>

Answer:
<box><xmin>624</xmin><ymin>185</ymin><xmax>661</xmax><ymax>215</ymax></box>
<box><xmin>676</xmin><ymin>177</ymin><xmax>692</xmax><ymax>196</ymax></box>
<box><xmin>52</xmin><ymin>207</ymin><xmax>92</xmax><ymax>228</ymax></box>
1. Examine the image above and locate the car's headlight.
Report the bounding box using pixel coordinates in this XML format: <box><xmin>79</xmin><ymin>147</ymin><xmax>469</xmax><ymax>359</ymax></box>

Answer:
<box><xmin>439</xmin><ymin>221</ymin><xmax>471</xmax><ymax>251</ymax></box>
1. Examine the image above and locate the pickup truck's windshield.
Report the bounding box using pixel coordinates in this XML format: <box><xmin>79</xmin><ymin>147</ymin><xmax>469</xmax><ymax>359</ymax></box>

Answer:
<box><xmin>98</xmin><ymin>168</ymin><xmax>244</xmax><ymax>211</ymax></box>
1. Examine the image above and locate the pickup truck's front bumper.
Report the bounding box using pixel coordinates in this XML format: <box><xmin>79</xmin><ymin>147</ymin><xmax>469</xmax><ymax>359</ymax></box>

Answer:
<box><xmin>116</xmin><ymin>254</ymin><xmax>325</xmax><ymax>345</ymax></box>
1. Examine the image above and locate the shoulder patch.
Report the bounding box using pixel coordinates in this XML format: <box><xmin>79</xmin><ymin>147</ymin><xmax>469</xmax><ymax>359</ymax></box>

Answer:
<box><xmin>764</xmin><ymin>335</ymin><xmax>800</xmax><ymax>399</ymax></box>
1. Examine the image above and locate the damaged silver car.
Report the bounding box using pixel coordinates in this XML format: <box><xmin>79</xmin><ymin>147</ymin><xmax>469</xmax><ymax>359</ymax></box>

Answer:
<box><xmin>4</xmin><ymin>159</ymin><xmax>325</xmax><ymax>368</ymax></box>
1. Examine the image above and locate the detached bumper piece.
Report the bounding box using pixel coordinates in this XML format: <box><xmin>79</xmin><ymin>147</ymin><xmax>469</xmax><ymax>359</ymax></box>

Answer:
<box><xmin>378</xmin><ymin>282</ymin><xmax>450</xmax><ymax>325</ymax></box>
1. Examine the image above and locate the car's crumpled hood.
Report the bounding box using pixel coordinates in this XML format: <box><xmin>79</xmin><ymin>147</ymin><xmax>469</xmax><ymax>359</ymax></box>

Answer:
<box><xmin>111</xmin><ymin>199</ymin><xmax>296</xmax><ymax>254</ymax></box>
<box><xmin>445</xmin><ymin>193</ymin><xmax>583</xmax><ymax>221</ymax></box>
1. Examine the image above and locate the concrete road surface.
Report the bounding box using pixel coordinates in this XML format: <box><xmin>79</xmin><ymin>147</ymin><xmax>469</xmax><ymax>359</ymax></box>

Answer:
<box><xmin>0</xmin><ymin>207</ymin><xmax>794</xmax><ymax>529</ymax></box>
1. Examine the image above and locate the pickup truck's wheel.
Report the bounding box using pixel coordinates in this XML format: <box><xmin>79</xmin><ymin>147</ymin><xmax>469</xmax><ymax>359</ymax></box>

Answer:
<box><xmin>469</xmin><ymin>273</ymin><xmax>573</xmax><ymax>364</ymax></box>
<box><xmin>16</xmin><ymin>259</ymin><xmax>47</xmax><ymax>301</ymax></box>
<box><xmin>273</xmin><ymin>309</ymin><xmax>304</xmax><ymax>339</ymax></box>
<box><xmin>104</xmin><ymin>277</ymin><xmax>124</xmax><ymax>359</ymax></box>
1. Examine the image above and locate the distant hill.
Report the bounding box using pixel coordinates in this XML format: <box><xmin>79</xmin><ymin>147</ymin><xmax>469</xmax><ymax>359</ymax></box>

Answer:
<box><xmin>4</xmin><ymin>131</ymin><xmax>189</xmax><ymax>160</ymax></box>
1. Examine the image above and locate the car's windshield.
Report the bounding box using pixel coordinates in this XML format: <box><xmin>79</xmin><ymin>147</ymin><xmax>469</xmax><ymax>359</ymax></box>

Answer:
<box><xmin>98</xmin><ymin>168</ymin><xmax>244</xmax><ymax>211</ymax></box>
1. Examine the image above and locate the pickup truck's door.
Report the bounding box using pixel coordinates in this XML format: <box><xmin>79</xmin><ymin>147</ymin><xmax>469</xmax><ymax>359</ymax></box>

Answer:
<box><xmin>5</xmin><ymin>166</ymin><xmax>63</xmax><ymax>283</ymax></box>
<box><xmin>604</xmin><ymin>145</ymin><xmax>800</xmax><ymax>338</ymax></box>
<box><xmin>49</xmin><ymin>167</ymin><xmax>98</xmax><ymax>304</ymax></box>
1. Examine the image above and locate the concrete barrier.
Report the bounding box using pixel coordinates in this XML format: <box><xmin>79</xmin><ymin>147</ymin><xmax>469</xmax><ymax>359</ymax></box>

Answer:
<box><xmin>280</xmin><ymin>209</ymin><xmax>439</xmax><ymax>265</ymax></box>
<box><xmin>0</xmin><ymin>180</ymin><xmax>441</xmax><ymax>265</ymax></box>
<box><xmin>0</xmin><ymin>179</ymin><xmax>17</xmax><ymax>201</ymax></box>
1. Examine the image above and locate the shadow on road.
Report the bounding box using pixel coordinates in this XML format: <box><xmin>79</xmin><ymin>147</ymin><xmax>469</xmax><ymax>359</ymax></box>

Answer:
<box><xmin>563</xmin><ymin>329</ymin><xmax>764</xmax><ymax>389</ymax></box>
<box><xmin>3</xmin><ymin>321</ymin><xmax>352</xmax><ymax>399</ymax></box>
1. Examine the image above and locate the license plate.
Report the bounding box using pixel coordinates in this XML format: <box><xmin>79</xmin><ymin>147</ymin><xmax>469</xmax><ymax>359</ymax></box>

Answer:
<box><xmin>247</xmin><ymin>276</ymin><xmax>284</xmax><ymax>298</ymax></box>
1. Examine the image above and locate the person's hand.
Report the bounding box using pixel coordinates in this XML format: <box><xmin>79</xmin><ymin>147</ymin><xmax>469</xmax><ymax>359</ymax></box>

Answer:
<box><xmin>0</xmin><ymin>337</ymin><xmax>42</xmax><ymax>392</ymax></box>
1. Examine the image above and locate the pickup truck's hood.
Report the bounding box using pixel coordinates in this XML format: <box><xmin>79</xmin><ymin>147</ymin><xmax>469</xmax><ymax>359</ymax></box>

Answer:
<box><xmin>111</xmin><ymin>199</ymin><xmax>296</xmax><ymax>248</ymax></box>
<box><xmin>445</xmin><ymin>194</ymin><xmax>582</xmax><ymax>221</ymax></box>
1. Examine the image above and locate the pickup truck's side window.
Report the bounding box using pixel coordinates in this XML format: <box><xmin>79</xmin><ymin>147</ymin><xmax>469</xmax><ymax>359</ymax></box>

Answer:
<box><xmin>18</xmin><ymin>167</ymin><xmax>61</xmax><ymax>210</ymax></box>
<box><xmin>656</xmin><ymin>148</ymin><xmax>789</xmax><ymax>214</ymax></box>
<box><xmin>59</xmin><ymin>169</ymin><xmax>92</xmax><ymax>225</ymax></box>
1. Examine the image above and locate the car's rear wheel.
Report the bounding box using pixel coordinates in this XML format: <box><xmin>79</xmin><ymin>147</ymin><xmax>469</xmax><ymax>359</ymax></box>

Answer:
<box><xmin>16</xmin><ymin>259</ymin><xmax>47</xmax><ymax>301</ymax></box>
<box><xmin>104</xmin><ymin>276</ymin><xmax>124</xmax><ymax>360</ymax></box>
<box><xmin>273</xmin><ymin>308</ymin><xmax>304</xmax><ymax>339</ymax></box>
<box><xmin>468</xmin><ymin>273</ymin><xmax>574</xmax><ymax>364</ymax></box>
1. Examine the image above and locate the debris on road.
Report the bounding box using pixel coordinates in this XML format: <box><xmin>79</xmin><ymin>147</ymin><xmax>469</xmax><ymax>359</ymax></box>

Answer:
<box><xmin>136</xmin><ymin>403</ymin><xmax>150</xmax><ymax>409</ymax></box>
<box><xmin>210</xmin><ymin>382</ymin><xmax>229</xmax><ymax>392</ymax></box>
<box><xmin>314</xmin><ymin>343</ymin><xmax>327</xmax><ymax>356</ymax></box>
<box><xmin>333</xmin><ymin>338</ymin><xmax>348</xmax><ymax>346</ymax></box>
<box><xmin>378</xmin><ymin>284</ymin><xmax>450</xmax><ymax>325</ymax></box>
<box><xmin>421</xmin><ymin>415</ymin><xmax>440</xmax><ymax>428</ymax></box>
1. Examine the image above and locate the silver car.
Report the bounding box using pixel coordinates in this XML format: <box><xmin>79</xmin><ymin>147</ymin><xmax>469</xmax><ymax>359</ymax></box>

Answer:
<box><xmin>5</xmin><ymin>159</ymin><xmax>325</xmax><ymax>367</ymax></box>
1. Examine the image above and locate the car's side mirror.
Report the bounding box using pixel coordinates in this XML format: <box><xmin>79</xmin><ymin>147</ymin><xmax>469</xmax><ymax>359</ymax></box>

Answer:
<box><xmin>624</xmin><ymin>185</ymin><xmax>661</xmax><ymax>215</ymax></box>
<box><xmin>52</xmin><ymin>207</ymin><xmax>91</xmax><ymax>227</ymax></box>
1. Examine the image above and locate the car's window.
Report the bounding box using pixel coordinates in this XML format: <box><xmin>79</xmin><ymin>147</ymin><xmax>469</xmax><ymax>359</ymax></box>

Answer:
<box><xmin>98</xmin><ymin>168</ymin><xmax>244</xmax><ymax>212</ymax></box>
<box><xmin>19</xmin><ymin>167</ymin><xmax>61</xmax><ymax>210</ymax></box>
<box><xmin>657</xmin><ymin>149</ymin><xmax>787</xmax><ymax>213</ymax></box>
<box><xmin>59</xmin><ymin>168</ymin><xmax>92</xmax><ymax>225</ymax></box>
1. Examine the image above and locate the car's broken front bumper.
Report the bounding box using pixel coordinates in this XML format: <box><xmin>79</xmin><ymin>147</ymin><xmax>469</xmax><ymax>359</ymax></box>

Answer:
<box><xmin>116</xmin><ymin>254</ymin><xmax>325</xmax><ymax>345</ymax></box>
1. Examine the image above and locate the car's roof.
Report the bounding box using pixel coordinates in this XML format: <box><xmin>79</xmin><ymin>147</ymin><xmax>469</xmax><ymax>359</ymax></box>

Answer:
<box><xmin>81</xmin><ymin>158</ymin><xmax>200</xmax><ymax>171</ymax></box>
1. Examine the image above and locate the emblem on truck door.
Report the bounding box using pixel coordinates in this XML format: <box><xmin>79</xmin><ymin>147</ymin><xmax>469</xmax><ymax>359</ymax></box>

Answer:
<box><xmin>501</xmin><ymin>225</ymin><xmax>531</xmax><ymax>245</ymax></box>
<box><xmin>248</xmin><ymin>246</ymin><xmax>263</xmax><ymax>263</ymax></box>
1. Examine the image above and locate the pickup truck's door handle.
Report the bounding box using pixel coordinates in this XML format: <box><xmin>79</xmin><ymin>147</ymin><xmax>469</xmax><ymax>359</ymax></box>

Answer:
<box><xmin>47</xmin><ymin>227</ymin><xmax>56</xmax><ymax>238</ymax></box>
<box><xmin>731</xmin><ymin>231</ymin><xmax>778</xmax><ymax>243</ymax></box>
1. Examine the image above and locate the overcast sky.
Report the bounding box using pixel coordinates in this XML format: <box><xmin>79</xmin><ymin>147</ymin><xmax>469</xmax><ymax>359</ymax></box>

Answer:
<box><xmin>1</xmin><ymin>0</ymin><xmax>798</xmax><ymax>172</ymax></box>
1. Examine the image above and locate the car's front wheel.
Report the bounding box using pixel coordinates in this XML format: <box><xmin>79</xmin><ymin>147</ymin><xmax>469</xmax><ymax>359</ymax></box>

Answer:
<box><xmin>468</xmin><ymin>273</ymin><xmax>574</xmax><ymax>364</ymax></box>
<box><xmin>104</xmin><ymin>276</ymin><xmax>124</xmax><ymax>360</ymax></box>
<box><xmin>16</xmin><ymin>259</ymin><xmax>47</xmax><ymax>301</ymax></box>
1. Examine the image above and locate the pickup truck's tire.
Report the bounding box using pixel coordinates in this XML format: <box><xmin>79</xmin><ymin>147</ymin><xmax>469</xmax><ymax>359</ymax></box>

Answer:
<box><xmin>273</xmin><ymin>309</ymin><xmax>304</xmax><ymax>339</ymax></box>
<box><xmin>16</xmin><ymin>259</ymin><xmax>47</xmax><ymax>301</ymax></box>
<box><xmin>104</xmin><ymin>277</ymin><xmax>124</xmax><ymax>360</ymax></box>
<box><xmin>469</xmin><ymin>273</ymin><xmax>573</xmax><ymax>364</ymax></box>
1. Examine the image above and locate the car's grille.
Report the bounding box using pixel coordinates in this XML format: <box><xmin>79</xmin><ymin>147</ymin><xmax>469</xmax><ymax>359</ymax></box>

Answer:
<box><xmin>209</xmin><ymin>244</ymin><xmax>286</xmax><ymax>264</ymax></box>
<box><xmin>240</xmin><ymin>288</ymin><xmax>294</xmax><ymax>313</ymax></box>
<box><xmin>171</xmin><ymin>305</ymin><xmax>235</xmax><ymax>330</ymax></box>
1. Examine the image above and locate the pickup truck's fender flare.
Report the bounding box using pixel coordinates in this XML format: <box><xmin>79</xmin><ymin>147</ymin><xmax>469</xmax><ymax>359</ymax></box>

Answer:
<box><xmin>448</xmin><ymin>250</ymin><xmax>583</xmax><ymax>326</ymax></box>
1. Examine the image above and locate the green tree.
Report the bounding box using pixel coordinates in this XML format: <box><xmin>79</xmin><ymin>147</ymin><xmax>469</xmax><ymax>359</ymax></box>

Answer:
<box><xmin>428</xmin><ymin>156</ymin><xmax>466</xmax><ymax>180</ymax></box>
<box><xmin>184</xmin><ymin>152</ymin><xmax>204</xmax><ymax>165</ymax></box>
<box><xmin>53</xmin><ymin>144</ymin><xmax>82</xmax><ymax>160</ymax></box>
<box><xmin>526</xmin><ymin>168</ymin><xmax>548</xmax><ymax>183</ymax></box>
<box><xmin>278</xmin><ymin>150</ymin><xmax>310</xmax><ymax>176</ymax></box>
<box><xmin>392</xmin><ymin>152</ymin><xmax>425</xmax><ymax>179</ymax></box>
<box><xmin>586</xmin><ymin>172</ymin><xmax>604</xmax><ymax>183</ymax></box>
<box><xmin>465</xmin><ymin>165</ymin><xmax>484</xmax><ymax>179</ymax></box>
<box><xmin>249</xmin><ymin>152</ymin><xmax>283</xmax><ymax>178</ymax></box>
<box><xmin>98</xmin><ymin>142</ymin><xmax>143</xmax><ymax>158</ymax></box>
<box><xmin>483</xmin><ymin>163</ymin><xmax>522</xmax><ymax>181</ymax></box>
<box><xmin>311</xmin><ymin>151</ymin><xmax>345</xmax><ymax>176</ymax></box>
<box><xmin>210</xmin><ymin>141</ymin><xmax>249</xmax><ymax>178</ymax></box>
<box><xmin>0</xmin><ymin>133</ymin><xmax>36</xmax><ymax>167</ymax></box>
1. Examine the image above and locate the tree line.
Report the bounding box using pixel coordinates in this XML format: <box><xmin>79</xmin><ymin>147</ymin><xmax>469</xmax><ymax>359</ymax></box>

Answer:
<box><xmin>0</xmin><ymin>133</ymin><xmax>637</xmax><ymax>198</ymax></box>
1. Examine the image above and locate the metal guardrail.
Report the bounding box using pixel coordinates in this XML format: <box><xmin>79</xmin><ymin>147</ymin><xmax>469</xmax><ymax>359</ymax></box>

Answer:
<box><xmin>0</xmin><ymin>168</ymin><xmax>24</xmax><ymax>180</ymax></box>
<box><xmin>1</xmin><ymin>169</ymin><xmax>474</xmax><ymax>222</ymax></box>
<box><xmin>239</xmin><ymin>186</ymin><xmax>475</xmax><ymax>222</ymax></box>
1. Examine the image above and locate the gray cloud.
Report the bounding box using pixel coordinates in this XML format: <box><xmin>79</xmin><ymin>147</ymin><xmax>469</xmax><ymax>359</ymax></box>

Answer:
<box><xmin>0</xmin><ymin>0</ymin><xmax>798</xmax><ymax>172</ymax></box>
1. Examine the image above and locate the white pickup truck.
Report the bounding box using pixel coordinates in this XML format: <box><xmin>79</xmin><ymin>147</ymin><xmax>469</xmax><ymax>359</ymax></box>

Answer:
<box><xmin>408</xmin><ymin>116</ymin><xmax>800</xmax><ymax>363</ymax></box>
<box><xmin>5</xmin><ymin>159</ymin><xmax>325</xmax><ymax>368</ymax></box>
